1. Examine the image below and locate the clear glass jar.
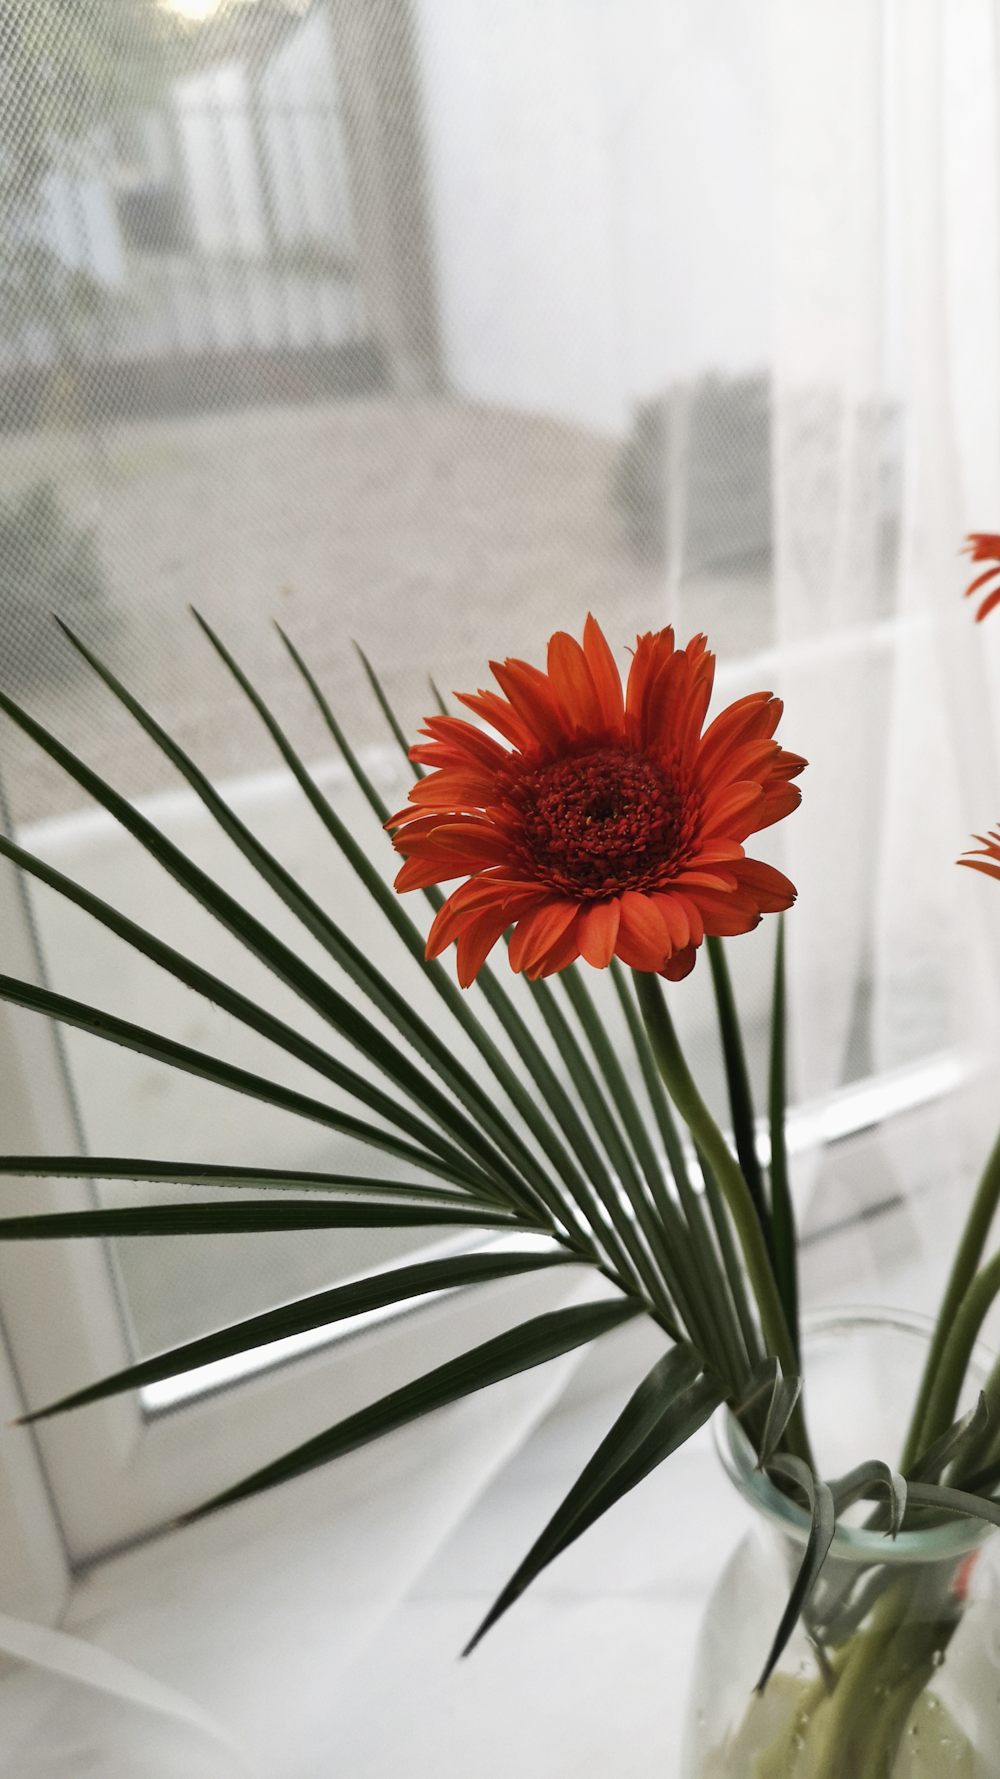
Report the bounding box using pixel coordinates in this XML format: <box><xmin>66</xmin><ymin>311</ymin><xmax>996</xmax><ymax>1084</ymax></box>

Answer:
<box><xmin>682</xmin><ymin>1311</ymin><xmax>1000</xmax><ymax>1778</ymax></box>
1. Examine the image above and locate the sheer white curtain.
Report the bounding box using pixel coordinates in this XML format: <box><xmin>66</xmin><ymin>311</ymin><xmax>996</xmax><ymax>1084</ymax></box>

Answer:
<box><xmin>767</xmin><ymin>0</ymin><xmax>1000</xmax><ymax>1132</ymax></box>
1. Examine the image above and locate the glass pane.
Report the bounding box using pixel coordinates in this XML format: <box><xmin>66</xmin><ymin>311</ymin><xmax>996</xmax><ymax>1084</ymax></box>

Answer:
<box><xmin>1</xmin><ymin>1</ymin><xmax>910</xmax><ymax>1361</ymax></box>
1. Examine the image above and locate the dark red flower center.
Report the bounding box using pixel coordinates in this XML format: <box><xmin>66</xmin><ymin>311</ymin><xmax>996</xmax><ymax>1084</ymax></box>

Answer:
<box><xmin>507</xmin><ymin>747</ymin><xmax>686</xmax><ymax>896</ymax></box>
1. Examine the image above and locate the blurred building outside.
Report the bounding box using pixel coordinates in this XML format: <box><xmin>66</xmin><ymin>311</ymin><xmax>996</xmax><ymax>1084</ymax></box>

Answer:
<box><xmin>3</xmin><ymin>3</ymin><xmax>374</xmax><ymax>417</ymax></box>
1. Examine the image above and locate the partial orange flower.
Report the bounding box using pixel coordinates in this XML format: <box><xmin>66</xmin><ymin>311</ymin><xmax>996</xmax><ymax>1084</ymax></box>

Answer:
<box><xmin>958</xmin><ymin>829</ymin><xmax>1000</xmax><ymax>883</ymax></box>
<box><xmin>963</xmin><ymin>533</ymin><xmax>1000</xmax><ymax>622</ymax></box>
<box><xmin>387</xmin><ymin>619</ymin><xmax>805</xmax><ymax>987</ymax></box>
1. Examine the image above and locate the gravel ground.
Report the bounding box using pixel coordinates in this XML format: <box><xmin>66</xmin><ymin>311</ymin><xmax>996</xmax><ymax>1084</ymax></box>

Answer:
<box><xmin>0</xmin><ymin>393</ymin><xmax>773</xmax><ymax>827</ymax></box>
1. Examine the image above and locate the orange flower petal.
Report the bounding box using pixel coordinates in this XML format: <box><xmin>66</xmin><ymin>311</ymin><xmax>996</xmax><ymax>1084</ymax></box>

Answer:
<box><xmin>426</xmin><ymin>878</ymin><xmax>547</xmax><ymax>958</ymax></box>
<box><xmin>966</xmin><ymin>565</ymin><xmax>1000</xmax><ymax>597</ymax></box>
<box><xmin>699</xmin><ymin>780</ymin><xmax>766</xmax><ymax>838</ymax></box>
<box><xmin>546</xmin><ymin>630</ymin><xmax>605</xmax><ymax>736</ymax></box>
<box><xmin>757</xmin><ymin>780</ymin><xmax>803</xmax><ymax>831</ymax></box>
<box><xmin>697</xmin><ymin>694</ymin><xmax>778</xmax><ymax>784</ymax></box>
<box><xmin>686</xmin><ymin>840</ymin><xmax>746</xmax><ymax>866</ymax></box>
<box><xmin>442</xmin><ymin>873</ymin><xmax>547</xmax><ymax>914</ymax></box>
<box><xmin>413</xmin><ymin>715</ymin><xmax>511</xmax><ymax>772</ymax></box>
<box><xmin>490</xmin><ymin>658</ymin><xmax>567</xmax><ymax>754</ymax></box>
<box><xmin>659</xmin><ymin>944</ymin><xmax>697</xmax><ymax>982</ymax></box>
<box><xmin>686</xmin><ymin>885</ymin><xmax>760</xmax><ymax>937</ymax></box>
<box><xmin>406</xmin><ymin>769</ymin><xmax>498</xmax><ymax>808</ymax></box>
<box><xmin>731</xmin><ymin>858</ymin><xmax>797</xmax><ymax>912</ymax></box>
<box><xmin>576</xmin><ymin>898</ymin><xmax>621</xmax><ymax>969</ymax></box>
<box><xmin>673</xmin><ymin>895</ymin><xmax>704</xmax><ymax>946</ymax></box>
<box><xmin>959</xmin><ymin>856</ymin><xmax>1000</xmax><ymax>882</ymax></box>
<box><xmin>395</xmin><ymin>818</ymin><xmax>513</xmax><ymax>862</ymax></box>
<box><xmin>636</xmin><ymin>647</ymin><xmax>692</xmax><ymax>756</ymax></box>
<box><xmin>455</xmin><ymin>688</ymin><xmax>535</xmax><ymax>751</ymax></box>
<box><xmin>674</xmin><ymin>868</ymin><xmax>740</xmax><ymax>892</ymax></box>
<box><xmin>962</xmin><ymin>536</ymin><xmax>1000</xmax><ymax>621</ymax></box>
<box><xmin>614</xmin><ymin>890</ymin><xmax>671</xmax><ymax>971</ymax></box>
<box><xmin>528</xmin><ymin>925</ymin><xmax>584</xmax><ymax>979</ymax></box>
<box><xmin>649</xmin><ymin>892</ymin><xmax>690</xmax><ymax>949</ymax></box>
<box><xmin>679</xmin><ymin>650</ymin><xmax>715</xmax><ymax>757</ymax></box>
<box><xmin>393</xmin><ymin>826</ymin><xmax>514</xmax><ymax>890</ymax></box>
<box><xmin>583</xmin><ymin>614</ymin><xmax>625</xmax><ymax>730</ymax></box>
<box><xmin>703</xmin><ymin>737</ymin><xmax>781</xmax><ymax>792</ymax></box>
<box><xmin>508</xmin><ymin>899</ymin><xmax>580</xmax><ymax>974</ymax></box>
<box><xmin>964</xmin><ymin>533</ymin><xmax>1000</xmax><ymax>560</ymax></box>
<box><xmin>959</xmin><ymin>827</ymin><xmax>1000</xmax><ymax>880</ymax></box>
<box><xmin>625</xmin><ymin>628</ymin><xmax>675</xmax><ymax>745</ymax></box>
<box><xmin>454</xmin><ymin>906</ymin><xmax>523</xmax><ymax>986</ymax></box>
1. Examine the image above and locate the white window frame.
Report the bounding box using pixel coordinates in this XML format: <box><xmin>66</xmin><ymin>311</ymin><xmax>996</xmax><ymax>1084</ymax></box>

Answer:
<box><xmin>0</xmin><ymin>848</ymin><xmax>586</xmax><ymax>1564</ymax></box>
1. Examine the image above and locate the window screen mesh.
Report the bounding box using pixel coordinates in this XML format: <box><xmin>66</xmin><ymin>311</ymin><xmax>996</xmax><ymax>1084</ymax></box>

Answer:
<box><xmin>0</xmin><ymin>0</ymin><xmax>779</xmax><ymax>829</ymax></box>
<box><xmin>0</xmin><ymin>0</ymin><xmax>843</xmax><ymax>1361</ymax></box>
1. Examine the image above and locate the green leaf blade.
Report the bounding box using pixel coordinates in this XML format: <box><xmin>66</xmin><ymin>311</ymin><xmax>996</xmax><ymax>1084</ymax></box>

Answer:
<box><xmin>0</xmin><ymin>655</ymin><xmax>540</xmax><ymax>1210</ymax></box>
<box><xmin>908</xmin><ymin>1393</ymin><xmax>991</xmax><ymax>1484</ymax></box>
<box><xmin>178</xmin><ymin>1297</ymin><xmax>643</xmax><ymax>1524</ymax></box>
<box><xmin>828</xmin><ymin>1459</ymin><xmax>907</xmax><ymax>1536</ymax></box>
<box><xmin>0</xmin><ymin>1156</ymin><xmax>489</xmax><ymax>1204</ymax></box>
<box><xmin>464</xmin><ymin>1349</ymin><xmax>722</xmax><ymax>1653</ymax></box>
<box><xmin>21</xmin><ymin>1247</ymin><xmax>581</xmax><ymax>1421</ymax></box>
<box><xmin>0</xmin><ymin>832</ymin><xmax>519</xmax><ymax>1203</ymax></box>
<box><xmin>905</xmin><ymin>1480</ymin><xmax>1000</xmax><ymax>1528</ymax></box>
<box><xmin>756</xmin><ymin>1454</ymin><xmax>835</xmax><ymax>1692</ymax></box>
<box><xmin>0</xmin><ymin>973</ymin><xmax>497</xmax><ymax>1194</ymax></box>
<box><xmin>758</xmin><ymin>1371</ymin><xmax>803</xmax><ymax>1470</ymax></box>
<box><xmin>0</xmin><ymin>1201</ymin><xmax>528</xmax><ymax>1240</ymax></box>
<box><xmin>706</xmin><ymin>935</ymin><xmax>769</xmax><ymax>1234</ymax></box>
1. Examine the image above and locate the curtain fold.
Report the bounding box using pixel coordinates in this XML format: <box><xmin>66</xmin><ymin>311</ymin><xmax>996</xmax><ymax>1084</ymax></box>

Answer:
<box><xmin>768</xmin><ymin>0</ymin><xmax>1000</xmax><ymax>1116</ymax></box>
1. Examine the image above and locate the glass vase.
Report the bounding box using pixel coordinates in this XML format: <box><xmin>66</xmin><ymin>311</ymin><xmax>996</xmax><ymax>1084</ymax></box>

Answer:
<box><xmin>682</xmin><ymin>1312</ymin><xmax>1000</xmax><ymax>1779</ymax></box>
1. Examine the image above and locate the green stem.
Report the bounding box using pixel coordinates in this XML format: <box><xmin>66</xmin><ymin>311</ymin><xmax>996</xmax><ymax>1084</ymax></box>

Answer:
<box><xmin>633</xmin><ymin>970</ymin><xmax>808</xmax><ymax>1459</ymax></box>
<box><xmin>809</xmin><ymin>1580</ymin><xmax>909</xmax><ymax>1779</ymax></box>
<box><xmin>768</xmin><ymin>918</ymin><xmax>800</xmax><ymax>1366</ymax></box>
<box><xmin>916</xmin><ymin>1245</ymin><xmax>1000</xmax><ymax>1455</ymax></box>
<box><xmin>901</xmin><ymin>1121</ymin><xmax>1000</xmax><ymax>1472</ymax></box>
<box><xmin>857</xmin><ymin>1652</ymin><xmax>936</xmax><ymax>1779</ymax></box>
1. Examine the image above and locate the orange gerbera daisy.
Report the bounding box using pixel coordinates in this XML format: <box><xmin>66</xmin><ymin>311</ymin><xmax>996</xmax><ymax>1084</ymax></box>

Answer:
<box><xmin>387</xmin><ymin>618</ymin><xmax>805</xmax><ymax>987</ymax></box>
<box><xmin>963</xmin><ymin>533</ymin><xmax>1000</xmax><ymax>622</ymax></box>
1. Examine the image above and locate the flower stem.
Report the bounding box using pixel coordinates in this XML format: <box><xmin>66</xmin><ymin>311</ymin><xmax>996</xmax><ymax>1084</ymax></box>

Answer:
<box><xmin>856</xmin><ymin>1651</ymin><xmax>937</xmax><ymax>1779</ymax></box>
<box><xmin>901</xmin><ymin>1120</ymin><xmax>1000</xmax><ymax>1472</ymax></box>
<box><xmin>914</xmin><ymin>1245</ymin><xmax>1000</xmax><ymax>1454</ymax></box>
<box><xmin>769</xmin><ymin>917</ymin><xmax>800</xmax><ymax>1366</ymax></box>
<box><xmin>807</xmin><ymin>1581</ymin><xmax>910</xmax><ymax>1779</ymax></box>
<box><xmin>633</xmin><ymin>970</ymin><xmax>810</xmax><ymax>1461</ymax></box>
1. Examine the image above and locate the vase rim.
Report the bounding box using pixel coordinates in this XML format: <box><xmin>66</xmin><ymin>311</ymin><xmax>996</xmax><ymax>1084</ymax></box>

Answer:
<box><xmin>716</xmin><ymin>1305</ymin><xmax>998</xmax><ymax>1565</ymax></box>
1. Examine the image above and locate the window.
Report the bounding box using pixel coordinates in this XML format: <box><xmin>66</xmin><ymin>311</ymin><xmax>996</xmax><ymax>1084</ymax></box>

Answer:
<box><xmin>1</xmin><ymin>0</ymin><xmax>997</xmax><ymax>1564</ymax></box>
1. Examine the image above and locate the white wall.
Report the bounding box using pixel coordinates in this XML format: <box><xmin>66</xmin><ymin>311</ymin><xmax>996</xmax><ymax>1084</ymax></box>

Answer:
<box><xmin>413</xmin><ymin>0</ymin><xmax>771</xmax><ymax>432</ymax></box>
